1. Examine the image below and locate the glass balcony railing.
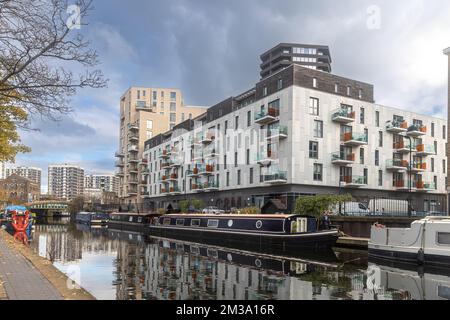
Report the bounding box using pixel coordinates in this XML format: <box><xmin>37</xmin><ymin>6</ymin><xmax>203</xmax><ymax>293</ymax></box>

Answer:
<box><xmin>341</xmin><ymin>176</ymin><xmax>367</xmax><ymax>185</ymax></box>
<box><xmin>416</xmin><ymin>182</ymin><xmax>436</xmax><ymax>190</ymax></box>
<box><xmin>407</xmin><ymin>124</ymin><xmax>427</xmax><ymax>134</ymax></box>
<box><xmin>416</xmin><ymin>144</ymin><xmax>435</xmax><ymax>155</ymax></box>
<box><xmin>393</xmin><ymin>141</ymin><xmax>417</xmax><ymax>151</ymax></box>
<box><xmin>331</xmin><ymin>152</ymin><xmax>355</xmax><ymax>162</ymax></box>
<box><xmin>255</xmin><ymin>108</ymin><xmax>280</xmax><ymax>121</ymax></box>
<box><xmin>385</xmin><ymin>120</ymin><xmax>408</xmax><ymax>131</ymax></box>
<box><xmin>331</xmin><ymin>108</ymin><xmax>355</xmax><ymax>121</ymax></box>
<box><xmin>386</xmin><ymin>159</ymin><xmax>409</xmax><ymax>168</ymax></box>
<box><xmin>263</xmin><ymin>171</ymin><xmax>287</xmax><ymax>182</ymax></box>
<box><xmin>342</xmin><ymin>133</ymin><xmax>368</xmax><ymax>144</ymax></box>
<box><xmin>203</xmin><ymin>181</ymin><xmax>220</xmax><ymax>189</ymax></box>
<box><xmin>267</xmin><ymin>125</ymin><xmax>288</xmax><ymax>138</ymax></box>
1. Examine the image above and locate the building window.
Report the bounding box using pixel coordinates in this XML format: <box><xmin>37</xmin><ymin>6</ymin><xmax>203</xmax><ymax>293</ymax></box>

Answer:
<box><xmin>161</xmin><ymin>91</ymin><xmax>164</xmax><ymax>99</ymax></box>
<box><xmin>277</xmin><ymin>79</ymin><xmax>282</xmax><ymax>90</ymax></box>
<box><xmin>313</xmin><ymin>78</ymin><xmax>318</xmax><ymax>88</ymax></box>
<box><xmin>434</xmin><ymin>141</ymin><xmax>438</xmax><ymax>154</ymax></box>
<box><xmin>431</xmin><ymin>158</ymin><xmax>435</xmax><ymax>172</ymax></box>
<box><xmin>360</xmin><ymin>107</ymin><xmax>365</xmax><ymax>124</ymax></box>
<box><xmin>309</xmin><ymin>141</ymin><xmax>319</xmax><ymax>159</ymax></box>
<box><xmin>375</xmin><ymin>150</ymin><xmax>379</xmax><ymax>166</ymax></box>
<box><xmin>334</xmin><ymin>83</ymin><xmax>339</xmax><ymax>93</ymax></box>
<box><xmin>379</xmin><ymin>131</ymin><xmax>383</xmax><ymax>147</ymax></box>
<box><xmin>358</xmin><ymin>89</ymin><xmax>362</xmax><ymax>99</ymax></box>
<box><xmin>434</xmin><ymin>176</ymin><xmax>438</xmax><ymax>190</ymax></box>
<box><xmin>247</xmin><ymin>111</ymin><xmax>252</xmax><ymax>127</ymax></box>
<box><xmin>375</xmin><ymin>111</ymin><xmax>380</xmax><ymax>127</ymax></box>
<box><xmin>170</xmin><ymin>113</ymin><xmax>176</xmax><ymax>122</ymax></box>
<box><xmin>364</xmin><ymin>128</ymin><xmax>369</xmax><ymax>143</ymax></box>
<box><xmin>170</xmin><ymin>92</ymin><xmax>176</xmax><ymax>101</ymax></box>
<box><xmin>249</xmin><ymin>168</ymin><xmax>254</xmax><ymax>184</ymax></box>
<box><xmin>309</xmin><ymin>97</ymin><xmax>319</xmax><ymax>115</ymax></box>
<box><xmin>226</xmin><ymin>172</ymin><xmax>230</xmax><ymax>187</ymax></box>
<box><xmin>444</xmin><ymin>160</ymin><xmax>446</xmax><ymax>174</ymax></box>
<box><xmin>246</xmin><ymin>149</ymin><xmax>250</xmax><ymax>165</ymax></box>
<box><xmin>378</xmin><ymin>170</ymin><xmax>383</xmax><ymax>187</ymax></box>
<box><xmin>313</xmin><ymin>164</ymin><xmax>323</xmax><ymax>181</ymax></box>
<box><xmin>431</xmin><ymin>123</ymin><xmax>435</xmax><ymax>137</ymax></box>
<box><xmin>237</xmin><ymin>170</ymin><xmax>241</xmax><ymax>185</ymax></box>
<box><xmin>152</xmin><ymin>91</ymin><xmax>157</xmax><ymax>100</ymax></box>
<box><xmin>364</xmin><ymin>168</ymin><xmax>368</xmax><ymax>184</ymax></box>
<box><xmin>224</xmin><ymin>155</ymin><xmax>227</xmax><ymax>169</ymax></box>
<box><xmin>146</xmin><ymin>120</ymin><xmax>153</xmax><ymax>130</ymax></box>
<box><xmin>347</xmin><ymin>86</ymin><xmax>351</xmax><ymax>96</ymax></box>
<box><xmin>235</xmin><ymin>116</ymin><xmax>239</xmax><ymax>130</ymax></box>
<box><xmin>234</xmin><ymin>152</ymin><xmax>238</xmax><ymax>167</ymax></box>
<box><xmin>313</xmin><ymin>120</ymin><xmax>323</xmax><ymax>138</ymax></box>
<box><xmin>160</xmin><ymin>102</ymin><xmax>164</xmax><ymax>109</ymax></box>
<box><xmin>360</xmin><ymin>148</ymin><xmax>365</xmax><ymax>164</ymax></box>
<box><xmin>170</xmin><ymin>102</ymin><xmax>176</xmax><ymax>111</ymax></box>
<box><xmin>263</xmin><ymin>86</ymin><xmax>267</xmax><ymax>96</ymax></box>
<box><xmin>443</xmin><ymin>125</ymin><xmax>447</xmax><ymax>140</ymax></box>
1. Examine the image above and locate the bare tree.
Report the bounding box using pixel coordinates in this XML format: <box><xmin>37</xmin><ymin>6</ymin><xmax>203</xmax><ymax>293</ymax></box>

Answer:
<box><xmin>0</xmin><ymin>0</ymin><xmax>107</xmax><ymax>123</ymax></box>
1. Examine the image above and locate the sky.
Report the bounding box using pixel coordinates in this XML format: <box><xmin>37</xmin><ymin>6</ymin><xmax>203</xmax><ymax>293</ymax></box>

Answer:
<box><xmin>11</xmin><ymin>0</ymin><xmax>450</xmax><ymax>193</ymax></box>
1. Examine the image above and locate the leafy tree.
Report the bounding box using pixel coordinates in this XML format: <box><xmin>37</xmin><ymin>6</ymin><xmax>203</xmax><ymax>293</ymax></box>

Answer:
<box><xmin>0</xmin><ymin>102</ymin><xmax>31</xmax><ymax>161</ymax></box>
<box><xmin>191</xmin><ymin>199</ymin><xmax>204</xmax><ymax>210</ymax></box>
<box><xmin>239</xmin><ymin>206</ymin><xmax>261</xmax><ymax>215</ymax></box>
<box><xmin>295</xmin><ymin>194</ymin><xmax>352</xmax><ymax>219</ymax></box>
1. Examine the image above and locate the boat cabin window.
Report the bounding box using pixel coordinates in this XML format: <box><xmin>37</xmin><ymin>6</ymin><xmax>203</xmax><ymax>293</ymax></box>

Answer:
<box><xmin>138</xmin><ymin>217</ymin><xmax>142</xmax><ymax>223</ymax></box>
<box><xmin>163</xmin><ymin>218</ymin><xmax>171</xmax><ymax>225</ymax></box>
<box><xmin>207</xmin><ymin>219</ymin><xmax>219</xmax><ymax>228</ymax></box>
<box><xmin>437</xmin><ymin>232</ymin><xmax>450</xmax><ymax>246</ymax></box>
<box><xmin>129</xmin><ymin>216</ymin><xmax>133</xmax><ymax>222</ymax></box>
<box><xmin>207</xmin><ymin>249</ymin><xmax>218</xmax><ymax>259</ymax></box>
<box><xmin>190</xmin><ymin>246</ymin><xmax>200</xmax><ymax>255</ymax></box>
<box><xmin>176</xmin><ymin>219</ymin><xmax>185</xmax><ymax>226</ymax></box>
<box><xmin>191</xmin><ymin>219</ymin><xmax>201</xmax><ymax>227</ymax></box>
<box><xmin>438</xmin><ymin>286</ymin><xmax>450</xmax><ymax>300</ymax></box>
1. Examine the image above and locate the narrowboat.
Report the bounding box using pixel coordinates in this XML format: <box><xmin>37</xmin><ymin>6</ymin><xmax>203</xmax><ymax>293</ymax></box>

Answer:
<box><xmin>75</xmin><ymin>212</ymin><xmax>109</xmax><ymax>226</ymax></box>
<box><xmin>369</xmin><ymin>216</ymin><xmax>450</xmax><ymax>267</ymax></box>
<box><xmin>148</xmin><ymin>214</ymin><xmax>339</xmax><ymax>254</ymax></box>
<box><xmin>108</xmin><ymin>212</ymin><xmax>160</xmax><ymax>233</ymax></box>
<box><xmin>1</xmin><ymin>205</ymin><xmax>34</xmax><ymax>235</ymax></box>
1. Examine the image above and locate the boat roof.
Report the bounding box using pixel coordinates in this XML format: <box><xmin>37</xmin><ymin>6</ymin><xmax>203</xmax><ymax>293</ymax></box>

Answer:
<box><xmin>110</xmin><ymin>212</ymin><xmax>158</xmax><ymax>217</ymax></box>
<box><xmin>162</xmin><ymin>214</ymin><xmax>302</xmax><ymax>219</ymax></box>
<box><xmin>4</xmin><ymin>205</ymin><xmax>27</xmax><ymax>211</ymax></box>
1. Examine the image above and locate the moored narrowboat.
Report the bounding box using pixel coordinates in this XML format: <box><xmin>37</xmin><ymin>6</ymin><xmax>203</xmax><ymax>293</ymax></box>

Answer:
<box><xmin>148</xmin><ymin>214</ymin><xmax>339</xmax><ymax>254</ymax></box>
<box><xmin>108</xmin><ymin>212</ymin><xmax>160</xmax><ymax>232</ymax></box>
<box><xmin>75</xmin><ymin>212</ymin><xmax>109</xmax><ymax>226</ymax></box>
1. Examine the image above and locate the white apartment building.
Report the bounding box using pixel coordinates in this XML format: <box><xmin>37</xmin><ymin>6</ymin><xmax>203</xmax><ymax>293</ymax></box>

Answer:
<box><xmin>5</xmin><ymin>166</ymin><xmax>42</xmax><ymax>189</ymax></box>
<box><xmin>48</xmin><ymin>164</ymin><xmax>85</xmax><ymax>201</ymax></box>
<box><xmin>142</xmin><ymin>64</ymin><xmax>447</xmax><ymax>214</ymax></box>
<box><xmin>84</xmin><ymin>174</ymin><xmax>119</xmax><ymax>194</ymax></box>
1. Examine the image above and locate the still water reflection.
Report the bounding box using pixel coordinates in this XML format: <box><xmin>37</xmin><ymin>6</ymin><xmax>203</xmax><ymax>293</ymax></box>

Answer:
<box><xmin>27</xmin><ymin>219</ymin><xmax>450</xmax><ymax>300</ymax></box>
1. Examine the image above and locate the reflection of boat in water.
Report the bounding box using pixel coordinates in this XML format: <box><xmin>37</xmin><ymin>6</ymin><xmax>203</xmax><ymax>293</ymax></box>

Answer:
<box><xmin>150</xmin><ymin>235</ymin><xmax>340</xmax><ymax>276</ymax></box>
<box><xmin>367</xmin><ymin>261</ymin><xmax>450</xmax><ymax>300</ymax></box>
<box><xmin>107</xmin><ymin>229</ymin><xmax>146</xmax><ymax>244</ymax></box>
<box><xmin>369</xmin><ymin>217</ymin><xmax>450</xmax><ymax>267</ymax></box>
<box><xmin>149</xmin><ymin>214</ymin><xmax>339</xmax><ymax>256</ymax></box>
<box><xmin>75</xmin><ymin>222</ymin><xmax>108</xmax><ymax>237</ymax></box>
<box><xmin>108</xmin><ymin>212</ymin><xmax>160</xmax><ymax>233</ymax></box>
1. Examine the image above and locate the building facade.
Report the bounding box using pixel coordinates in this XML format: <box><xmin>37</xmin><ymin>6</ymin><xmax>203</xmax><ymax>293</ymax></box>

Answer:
<box><xmin>48</xmin><ymin>164</ymin><xmax>85</xmax><ymax>201</ymax></box>
<box><xmin>0</xmin><ymin>174</ymin><xmax>40</xmax><ymax>204</ymax></box>
<box><xmin>142</xmin><ymin>63</ymin><xmax>447</xmax><ymax>214</ymax></box>
<box><xmin>115</xmin><ymin>87</ymin><xmax>207</xmax><ymax>208</ymax></box>
<box><xmin>6</xmin><ymin>166</ymin><xmax>42</xmax><ymax>190</ymax></box>
<box><xmin>84</xmin><ymin>174</ymin><xmax>119</xmax><ymax>194</ymax></box>
<box><xmin>260</xmin><ymin>43</ymin><xmax>332</xmax><ymax>79</ymax></box>
<box><xmin>445</xmin><ymin>47</ymin><xmax>450</xmax><ymax>190</ymax></box>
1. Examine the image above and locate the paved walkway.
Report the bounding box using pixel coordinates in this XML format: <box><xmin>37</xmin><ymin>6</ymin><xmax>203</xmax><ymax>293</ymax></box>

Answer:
<box><xmin>0</xmin><ymin>236</ymin><xmax>63</xmax><ymax>300</ymax></box>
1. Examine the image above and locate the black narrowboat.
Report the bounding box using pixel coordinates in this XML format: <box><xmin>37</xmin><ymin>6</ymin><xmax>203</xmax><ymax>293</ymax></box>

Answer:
<box><xmin>75</xmin><ymin>212</ymin><xmax>109</xmax><ymax>226</ymax></box>
<box><xmin>148</xmin><ymin>214</ymin><xmax>339</xmax><ymax>254</ymax></box>
<box><xmin>108</xmin><ymin>212</ymin><xmax>160</xmax><ymax>232</ymax></box>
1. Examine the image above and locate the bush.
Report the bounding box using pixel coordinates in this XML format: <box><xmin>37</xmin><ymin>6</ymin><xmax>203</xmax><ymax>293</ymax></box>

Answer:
<box><xmin>178</xmin><ymin>199</ymin><xmax>204</xmax><ymax>213</ymax></box>
<box><xmin>157</xmin><ymin>208</ymin><xmax>166</xmax><ymax>215</ymax></box>
<box><xmin>295</xmin><ymin>194</ymin><xmax>352</xmax><ymax>218</ymax></box>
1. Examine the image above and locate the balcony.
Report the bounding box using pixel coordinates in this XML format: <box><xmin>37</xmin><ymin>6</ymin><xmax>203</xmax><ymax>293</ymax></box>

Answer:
<box><xmin>257</xmin><ymin>151</ymin><xmax>278</xmax><ymax>167</ymax></box>
<box><xmin>115</xmin><ymin>151</ymin><xmax>124</xmax><ymax>158</ymax></box>
<box><xmin>263</xmin><ymin>171</ymin><xmax>287</xmax><ymax>184</ymax></box>
<box><xmin>128</xmin><ymin>167</ymin><xmax>138</xmax><ymax>174</ymax></box>
<box><xmin>128</xmin><ymin>179</ymin><xmax>139</xmax><ymax>185</ymax></box>
<box><xmin>204</xmin><ymin>148</ymin><xmax>219</xmax><ymax>158</ymax></box>
<box><xmin>187</xmin><ymin>168</ymin><xmax>200</xmax><ymax>178</ymax></box>
<box><xmin>168</xmin><ymin>187</ymin><xmax>181</xmax><ymax>195</ymax></box>
<box><xmin>341</xmin><ymin>176</ymin><xmax>367</xmax><ymax>188</ymax></box>
<box><xmin>169</xmin><ymin>159</ymin><xmax>182</xmax><ymax>168</ymax></box>
<box><xmin>158</xmin><ymin>149</ymin><xmax>170</xmax><ymax>159</ymax></box>
<box><xmin>385</xmin><ymin>120</ymin><xmax>408</xmax><ymax>133</ymax></box>
<box><xmin>135</xmin><ymin>102</ymin><xmax>154</xmax><ymax>112</ymax></box>
<box><xmin>393</xmin><ymin>180</ymin><xmax>416</xmax><ymax>191</ymax></box>
<box><xmin>200</xmin><ymin>132</ymin><xmax>215</xmax><ymax>144</ymax></box>
<box><xmin>127</xmin><ymin>189</ymin><xmax>138</xmax><ymax>196</ymax></box>
<box><xmin>129</xmin><ymin>134</ymin><xmax>139</xmax><ymax>142</ymax></box>
<box><xmin>254</xmin><ymin>108</ymin><xmax>280</xmax><ymax>125</ymax></box>
<box><xmin>393</xmin><ymin>141</ymin><xmax>417</xmax><ymax>154</ymax></box>
<box><xmin>416</xmin><ymin>144</ymin><xmax>435</xmax><ymax>157</ymax></box>
<box><xmin>386</xmin><ymin>159</ymin><xmax>409</xmax><ymax>171</ymax></box>
<box><xmin>128</xmin><ymin>123</ymin><xmax>139</xmax><ymax>131</ymax></box>
<box><xmin>168</xmin><ymin>173</ymin><xmax>178</xmax><ymax>181</ymax></box>
<box><xmin>128</xmin><ymin>157</ymin><xmax>139</xmax><ymax>163</ymax></box>
<box><xmin>191</xmin><ymin>183</ymin><xmax>204</xmax><ymax>192</ymax></box>
<box><xmin>199</xmin><ymin>164</ymin><xmax>215</xmax><ymax>176</ymax></box>
<box><xmin>203</xmin><ymin>181</ymin><xmax>219</xmax><ymax>191</ymax></box>
<box><xmin>331</xmin><ymin>108</ymin><xmax>355</xmax><ymax>124</ymax></box>
<box><xmin>406</xmin><ymin>124</ymin><xmax>427</xmax><ymax>137</ymax></box>
<box><xmin>128</xmin><ymin>145</ymin><xmax>138</xmax><ymax>153</ymax></box>
<box><xmin>115</xmin><ymin>160</ymin><xmax>124</xmax><ymax>167</ymax></box>
<box><xmin>267</xmin><ymin>126</ymin><xmax>288</xmax><ymax>140</ymax></box>
<box><xmin>342</xmin><ymin>132</ymin><xmax>368</xmax><ymax>146</ymax></box>
<box><xmin>409</xmin><ymin>162</ymin><xmax>427</xmax><ymax>173</ymax></box>
<box><xmin>416</xmin><ymin>181</ymin><xmax>436</xmax><ymax>192</ymax></box>
<box><xmin>116</xmin><ymin>171</ymin><xmax>124</xmax><ymax>177</ymax></box>
<box><xmin>193</xmin><ymin>153</ymin><xmax>204</xmax><ymax>162</ymax></box>
<box><xmin>331</xmin><ymin>152</ymin><xmax>355</xmax><ymax>166</ymax></box>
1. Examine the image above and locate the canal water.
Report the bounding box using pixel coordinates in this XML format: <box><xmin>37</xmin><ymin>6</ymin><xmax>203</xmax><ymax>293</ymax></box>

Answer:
<box><xmin>23</xmin><ymin>218</ymin><xmax>450</xmax><ymax>300</ymax></box>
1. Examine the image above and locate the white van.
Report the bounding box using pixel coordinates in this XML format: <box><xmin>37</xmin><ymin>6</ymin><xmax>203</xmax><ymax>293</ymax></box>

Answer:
<box><xmin>332</xmin><ymin>202</ymin><xmax>369</xmax><ymax>216</ymax></box>
<box><xmin>367</xmin><ymin>199</ymin><xmax>409</xmax><ymax>216</ymax></box>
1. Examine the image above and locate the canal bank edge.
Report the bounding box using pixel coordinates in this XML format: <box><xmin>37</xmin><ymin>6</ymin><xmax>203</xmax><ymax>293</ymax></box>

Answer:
<box><xmin>0</xmin><ymin>230</ymin><xmax>95</xmax><ymax>300</ymax></box>
<box><xmin>0</xmin><ymin>275</ymin><xmax>6</xmax><ymax>300</ymax></box>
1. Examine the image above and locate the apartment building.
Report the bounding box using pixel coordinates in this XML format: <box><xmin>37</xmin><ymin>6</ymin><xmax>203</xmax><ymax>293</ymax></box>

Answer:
<box><xmin>142</xmin><ymin>63</ymin><xmax>447</xmax><ymax>213</ymax></box>
<box><xmin>48</xmin><ymin>164</ymin><xmax>85</xmax><ymax>201</ymax></box>
<box><xmin>115</xmin><ymin>87</ymin><xmax>207</xmax><ymax>207</ymax></box>
<box><xmin>260</xmin><ymin>43</ymin><xmax>331</xmax><ymax>79</ymax></box>
<box><xmin>84</xmin><ymin>174</ymin><xmax>119</xmax><ymax>194</ymax></box>
<box><xmin>445</xmin><ymin>47</ymin><xmax>450</xmax><ymax>189</ymax></box>
<box><xmin>6</xmin><ymin>166</ymin><xmax>42</xmax><ymax>189</ymax></box>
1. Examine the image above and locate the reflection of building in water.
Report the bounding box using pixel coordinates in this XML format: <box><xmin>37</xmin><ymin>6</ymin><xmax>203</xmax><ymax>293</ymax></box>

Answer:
<box><xmin>140</xmin><ymin>242</ymin><xmax>366</xmax><ymax>300</ymax></box>
<box><xmin>113</xmin><ymin>241</ymin><xmax>146</xmax><ymax>300</ymax></box>
<box><xmin>34</xmin><ymin>230</ymin><xmax>83</xmax><ymax>263</ymax></box>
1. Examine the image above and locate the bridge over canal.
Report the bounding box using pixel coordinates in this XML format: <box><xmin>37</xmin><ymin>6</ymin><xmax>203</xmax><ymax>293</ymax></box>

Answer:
<box><xmin>25</xmin><ymin>201</ymin><xmax>70</xmax><ymax>217</ymax></box>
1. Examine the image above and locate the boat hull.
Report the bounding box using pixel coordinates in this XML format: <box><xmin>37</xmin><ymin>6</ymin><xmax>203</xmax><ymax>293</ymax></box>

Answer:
<box><xmin>107</xmin><ymin>220</ymin><xmax>147</xmax><ymax>233</ymax></box>
<box><xmin>148</xmin><ymin>225</ymin><xmax>339</xmax><ymax>255</ymax></box>
<box><xmin>369</xmin><ymin>247</ymin><xmax>450</xmax><ymax>268</ymax></box>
